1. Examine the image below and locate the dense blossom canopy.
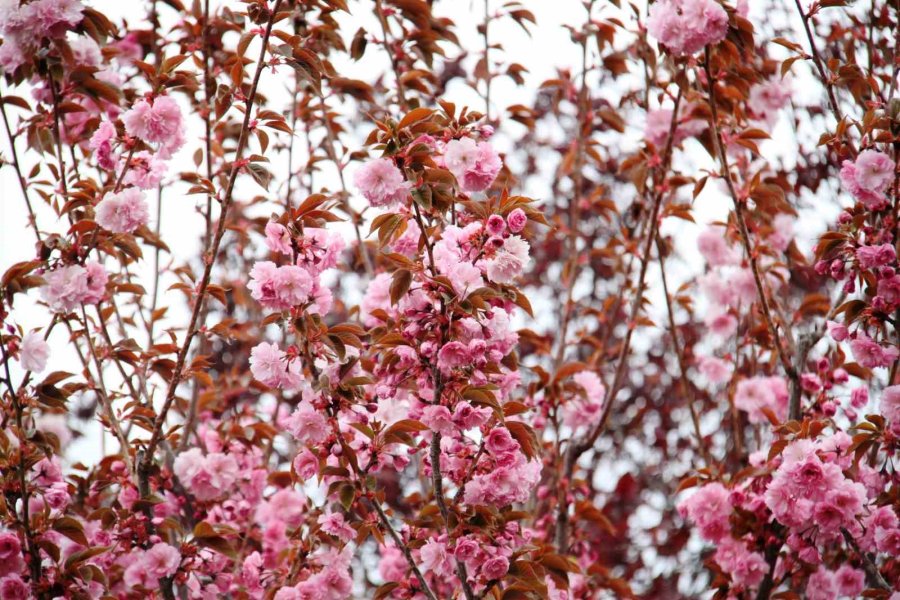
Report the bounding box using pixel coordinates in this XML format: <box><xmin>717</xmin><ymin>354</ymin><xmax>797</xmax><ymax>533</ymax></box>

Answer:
<box><xmin>0</xmin><ymin>0</ymin><xmax>899</xmax><ymax>598</ymax></box>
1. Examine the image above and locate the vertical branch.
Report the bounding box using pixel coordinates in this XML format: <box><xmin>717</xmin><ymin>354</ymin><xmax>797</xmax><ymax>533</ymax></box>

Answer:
<box><xmin>47</xmin><ymin>77</ymin><xmax>70</xmax><ymax>206</ymax></box>
<box><xmin>318</xmin><ymin>93</ymin><xmax>374</xmax><ymax>276</ymax></box>
<box><xmin>791</xmin><ymin>0</ymin><xmax>857</xmax><ymax>154</ymax></box>
<box><xmin>482</xmin><ymin>0</ymin><xmax>492</xmax><ymax>121</ymax></box>
<box><xmin>555</xmin><ymin>85</ymin><xmax>684</xmax><ymax>552</ymax></box>
<box><xmin>553</xmin><ymin>0</ymin><xmax>595</xmax><ymax>370</ymax></box>
<box><xmin>0</xmin><ymin>341</ymin><xmax>46</xmax><ymax>598</ymax></box>
<box><xmin>702</xmin><ymin>49</ymin><xmax>801</xmax><ymax>420</ymax></box>
<box><xmin>141</xmin><ymin>0</ymin><xmax>284</xmax><ymax>472</ymax></box>
<box><xmin>0</xmin><ymin>88</ymin><xmax>41</xmax><ymax>244</ymax></box>
<box><xmin>374</xmin><ymin>0</ymin><xmax>409</xmax><ymax>111</ymax></box>
<box><xmin>78</xmin><ymin>307</ymin><xmax>133</xmax><ymax>471</ymax></box>
<box><xmin>656</xmin><ymin>235</ymin><xmax>709</xmax><ymax>467</ymax></box>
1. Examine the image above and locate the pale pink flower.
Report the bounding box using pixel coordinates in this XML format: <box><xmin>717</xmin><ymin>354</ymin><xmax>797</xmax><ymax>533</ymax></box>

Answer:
<box><xmin>422</xmin><ymin>405</ymin><xmax>455</xmax><ymax>435</ymax></box>
<box><xmin>481</xmin><ymin>556</ymin><xmax>509</xmax><ymax>580</ymax></box>
<box><xmin>257</xmin><ymin>488</ymin><xmax>306</xmax><ymax>528</ymax></box>
<box><xmin>507</xmin><ymin>208</ymin><xmax>527</xmax><ymax>233</ymax></box>
<box><xmin>249</xmin><ymin>342</ymin><xmax>303</xmax><ymax>390</ymax></box>
<box><xmin>265</xmin><ymin>221</ymin><xmax>293</xmax><ymax>255</ymax></box>
<box><xmin>645</xmin><ymin>105</ymin><xmax>706</xmax><ymax>147</ymax></box>
<box><xmin>122</xmin><ymin>151</ymin><xmax>167</xmax><ymax>190</ymax></box>
<box><xmin>696</xmin><ymin>226</ymin><xmax>739</xmax><ymax>267</ymax></box>
<box><xmin>697</xmin><ymin>356</ymin><xmax>732</xmax><ymax>384</ymax></box>
<box><xmin>840</xmin><ymin>150</ymin><xmax>895</xmax><ymax>210</ymax></box>
<box><xmin>40</xmin><ymin>261</ymin><xmax>108</xmax><ymax>312</ymax></box>
<box><xmin>29</xmin><ymin>0</ymin><xmax>85</xmax><ymax>38</ymax></box>
<box><xmin>485</xmin><ymin>235</ymin><xmax>530</xmax><ymax>284</ymax></box>
<box><xmin>705</xmin><ymin>310</ymin><xmax>737</xmax><ymax>338</ymax></box>
<box><xmin>768</xmin><ymin>214</ymin><xmax>794</xmax><ymax>252</ymax></box>
<box><xmin>855</xmin><ymin>149</ymin><xmax>895</xmax><ymax>190</ymax></box>
<box><xmin>805</xmin><ymin>568</ymin><xmax>837</xmax><ymax>600</ymax></box>
<box><xmin>390</xmin><ymin>219</ymin><xmax>422</xmax><ymax>256</ymax></box>
<box><xmin>293</xmin><ymin>449</ymin><xmax>319</xmax><ymax>480</ymax></box>
<box><xmin>95</xmin><ymin>188</ymin><xmax>150</xmax><ymax>233</ymax></box>
<box><xmin>485</xmin><ymin>427</ymin><xmax>519</xmax><ymax>455</ymax></box>
<box><xmin>734</xmin><ymin>376</ymin><xmax>788</xmax><ymax>423</ymax></box>
<box><xmin>444</xmin><ymin>138</ymin><xmax>501</xmax><ymax>193</ymax></box>
<box><xmin>563</xmin><ymin>371</ymin><xmax>606</xmax><ymax>429</ymax></box>
<box><xmin>89</xmin><ymin>121</ymin><xmax>118</xmax><ymax>170</ymax></box>
<box><xmin>70</xmin><ymin>36</ymin><xmax>102</xmax><ymax>67</ymax></box>
<box><xmin>826</xmin><ymin>320</ymin><xmax>848</xmax><ymax>342</ymax></box>
<box><xmin>437</xmin><ymin>341</ymin><xmax>470</xmax><ymax>374</ymax></box>
<box><xmin>419</xmin><ymin>539</ymin><xmax>453</xmax><ymax>577</ymax></box>
<box><xmin>678</xmin><ymin>482</ymin><xmax>731</xmax><ymax>542</ymax></box>
<box><xmin>881</xmin><ymin>385</ymin><xmax>900</xmax><ymax>424</ymax></box>
<box><xmin>463</xmin><ymin>453</ymin><xmax>541</xmax><ymax>506</ymax></box>
<box><xmin>452</xmin><ymin>402</ymin><xmax>491</xmax><ymax>430</ymax></box>
<box><xmin>173</xmin><ymin>448</ymin><xmax>238</xmax><ymax>501</ymax></box>
<box><xmin>850</xmin><ymin>333</ymin><xmax>899</xmax><ymax>368</ymax></box>
<box><xmin>122</xmin><ymin>96</ymin><xmax>186</xmax><ymax>158</ymax></box>
<box><xmin>353</xmin><ymin>158</ymin><xmax>409</xmax><ymax>207</ymax></box>
<box><xmin>857</xmin><ymin>243</ymin><xmax>896</xmax><ymax>269</ymax></box>
<box><xmin>287</xmin><ymin>402</ymin><xmax>329</xmax><ymax>446</ymax></box>
<box><xmin>446</xmin><ymin>261</ymin><xmax>484</xmax><ymax>297</ymax></box>
<box><xmin>248</xmin><ymin>261</ymin><xmax>313</xmax><ymax>310</ymax></box>
<box><xmin>748</xmin><ymin>78</ymin><xmax>792</xmax><ymax>125</ymax></box>
<box><xmin>647</xmin><ymin>0</ymin><xmax>729</xmax><ymax>56</ymax></box>
<box><xmin>19</xmin><ymin>332</ymin><xmax>50</xmax><ymax>373</ymax></box>
<box><xmin>318</xmin><ymin>512</ymin><xmax>354</xmax><ymax>542</ymax></box>
<box><xmin>144</xmin><ymin>543</ymin><xmax>180</xmax><ymax>578</ymax></box>
<box><xmin>360</xmin><ymin>273</ymin><xmax>392</xmax><ymax>325</ymax></box>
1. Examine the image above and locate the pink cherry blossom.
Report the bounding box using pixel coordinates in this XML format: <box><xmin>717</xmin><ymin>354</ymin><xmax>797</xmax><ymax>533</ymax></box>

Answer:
<box><xmin>172</xmin><ymin>448</ymin><xmax>238</xmax><ymax>501</ymax></box>
<box><xmin>248</xmin><ymin>262</ymin><xmax>313</xmax><ymax>311</ymax></box>
<box><xmin>95</xmin><ymin>188</ymin><xmax>150</xmax><ymax>233</ymax></box>
<box><xmin>265</xmin><ymin>222</ymin><xmax>293</xmax><ymax>255</ymax></box>
<box><xmin>89</xmin><ymin>121</ymin><xmax>118</xmax><ymax>170</ymax></box>
<box><xmin>697</xmin><ymin>355</ymin><xmax>733</xmax><ymax>384</ymax></box>
<box><xmin>444</xmin><ymin>138</ymin><xmax>501</xmax><ymax>193</ymax></box>
<box><xmin>144</xmin><ymin>543</ymin><xmax>181</xmax><ymax>578</ymax></box>
<box><xmin>734</xmin><ymin>376</ymin><xmax>788</xmax><ymax>423</ymax></box>
<box><xmin>286</xmin><ymin>401</ymin><xmax>329</xmax><ymax>446</ymax></box>
<box><xmin>696</xmin><ymin>226</ymin><xmax>739</xmax><ymax>267</ymax></box>
<box><xmin>122</xmin><ymin>96</ymin><xmax>186</xmax><ymax>158</ymax></box>
<box><xmin>506</xmin><ymin>208</ymin><xmax>527</xmax><ymax>233</ymax></box>
<box><xmin>881</xmin><ymin>385</ymin><xmax>900</xmax><ymax>424</ymax></box>
<box><xmin>353</xmin><ymin>158</ymin><xmax>410</xmax><ymax>207</ymax></box>
<box><xmin>40</xmin><ymin>261</ymin><xmax>108</xmax><ymax>312</ymax></box>
<box><xmin>122</xmin><ymin>151</ymin><xmax>168</xmax><ymax>190</ymax></box>
<box><xmin>19</xmin><ymin>332</ymin><xmax>50</xmax><ymax>373</ymax></box>
<box><xmin>485</xmin><ymin>235</ymin><xmax>530</xmax><ymax>284</ymax></box>
<box><xmin>647</xmin><ymin>0</ymin><xmax>729</xmax><ymax>56</ymax></box>
<box><xmin>840</xmin><ymin>150</ymin><xmax>895</xmax><ymax>209</ymax></box>
<box><xmin>850</xmin><ymin>333</ymin><xmax>899</xmax><ymax>368</ymax></box>
<box><xmin>249</xmin><ymin>342</ymin><xmax>303</xmax><ymax>390</ymax></box>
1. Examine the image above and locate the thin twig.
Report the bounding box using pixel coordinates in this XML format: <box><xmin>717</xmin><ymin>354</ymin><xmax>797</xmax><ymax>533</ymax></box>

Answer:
<box><xmin>141</xmin><ymin>0</ymin><xmax>284</xmax><ymax>473</ymax></box>
<box><xmin>702</xmin><ymin>49</ymin><xmax>801</xmax><ymax>420</ymax></box>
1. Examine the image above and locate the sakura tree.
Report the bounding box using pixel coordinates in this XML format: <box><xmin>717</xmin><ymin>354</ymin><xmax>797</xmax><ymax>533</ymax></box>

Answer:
<box><xmin>0</xmin><ymin>0</ymin><xmax>898</xmax><ymax>598</ymax></box>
